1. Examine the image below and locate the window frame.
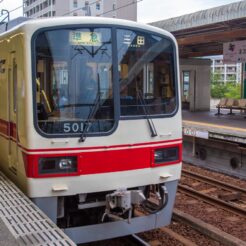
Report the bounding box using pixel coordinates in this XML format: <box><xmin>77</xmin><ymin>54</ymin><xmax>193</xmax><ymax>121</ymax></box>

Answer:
<box><xmin>73</xmin><ymin>0</ymin><xmax>78</xmax><ymax>8</ymax></box>
<box><xmin>31</xmin><ymin>25</ymin><xmax>119</xmax><ymax>138</ymax></box>
<box><xmin>31</xmin><ymin>24</ymin><xmax>179</xmax><ymax>138</ymax></box>
<box><xmin>116</xmin><ymin>27</ymin><xmax>179</xmax><ymax>120</ymax></box>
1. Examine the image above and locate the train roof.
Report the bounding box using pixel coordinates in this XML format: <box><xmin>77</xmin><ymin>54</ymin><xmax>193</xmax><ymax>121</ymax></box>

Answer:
<box><xmin>0</xmin><ymin>17</ymin><xmax>30</xmax><ymax>34</ymax></box>
<box><xmin>0</xmin><ymin>16</ymin><xmax>176</xmax><ymax>42</ymax></box>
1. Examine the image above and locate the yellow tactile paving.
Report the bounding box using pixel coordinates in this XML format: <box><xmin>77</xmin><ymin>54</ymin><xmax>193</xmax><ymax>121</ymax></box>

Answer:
<box><xmin>183</xmin><ymin>120</ymin><xmax>246</xmax><ymax>132</ymax></box>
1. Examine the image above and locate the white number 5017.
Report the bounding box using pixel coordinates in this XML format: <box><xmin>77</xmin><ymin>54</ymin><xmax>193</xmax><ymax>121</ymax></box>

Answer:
<box><xmin>63</xmin><ymin>123</ymin><xmax>84</xmax><ymax>133</ymax></box>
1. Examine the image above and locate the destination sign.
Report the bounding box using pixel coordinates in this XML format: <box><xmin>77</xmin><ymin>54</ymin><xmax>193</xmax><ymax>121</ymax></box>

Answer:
<box><xmin>69</xmin><ymin>31</ymin><xmax>102</xmax><ymax>46</ymax></box>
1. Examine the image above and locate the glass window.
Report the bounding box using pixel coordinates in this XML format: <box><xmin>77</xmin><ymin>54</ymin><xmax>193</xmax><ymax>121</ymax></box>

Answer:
<box><xmin>183</xmin><ymin>71</ymin><xmax>190</xmax><ymax>101</ymax></box>
<box><xmin>43</xmin><ymin>1</ymin><xmax>46</xmax><ymax>8</ymax></box>
<box><xmin>117</xmin><ymin>29</ymin><xmax>176</xmax><ymax>116</ymax></box>
<box><xmin>73</xmin><ymin>0</ymin><xmax>78</xmax><ymax>8</ymax></box>
<box><xmin>34</xmin><ymin>28</ymin><xmax>114</xmax><ymax>135</ymax></box>
<box><xmin>96</xmin><ymin>2</ymin><xmax>100</xmax><ymax>10</ymax></box>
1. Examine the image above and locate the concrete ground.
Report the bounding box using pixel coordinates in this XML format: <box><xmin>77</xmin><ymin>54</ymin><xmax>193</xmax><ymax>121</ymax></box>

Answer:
<box><xmin>183</xmin><ymin>109</ymin><xmax>246</xmax><ymax>134</ymax></box>
<box><xmin>0</xmin><ymin>218</ymin><xmax>17</xmax><ymax>246</ymax></box>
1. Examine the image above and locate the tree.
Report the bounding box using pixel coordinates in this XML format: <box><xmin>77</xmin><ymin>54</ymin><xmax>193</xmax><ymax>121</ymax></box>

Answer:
<box><xmin>210</xmin><ymin>72</ymin><xmax>241</xmax><ymax>99</ymax></box>
<box><xmin>211</xmin><ymin>72</ymin><xmax>227</xmax><ymax>98</ymax></box>
<box><xmin>224</xmin><ymin>82</ymin><xmax>241</xmax><ymax>99</ymax></box>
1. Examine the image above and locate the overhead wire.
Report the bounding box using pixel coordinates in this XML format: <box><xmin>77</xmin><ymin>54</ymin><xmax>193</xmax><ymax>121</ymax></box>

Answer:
<box><xmin>98</xmin><ymin>0</ymin><xmax>143</xmax><ymax>16</ymax></box>
<box><xmin>0</xmin><ymin>5</ymin><xmax>23</xmax><ymax>18</ymax></box>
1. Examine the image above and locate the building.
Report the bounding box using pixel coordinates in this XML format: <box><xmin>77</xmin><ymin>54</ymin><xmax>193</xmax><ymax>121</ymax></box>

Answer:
<box><xmin>211</xmin><ymin>56</ymin><xmax>241</xmax><ymax>84</ymax></box>
<box><xmin>23</xmin><ymin>0</ymin><xmax>137</xmax><ymax>21</ymax></box>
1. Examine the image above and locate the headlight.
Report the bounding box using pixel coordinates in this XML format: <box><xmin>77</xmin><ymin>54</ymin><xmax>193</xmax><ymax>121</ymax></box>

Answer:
<box><xmin>38</xmin><ymin>156</ymin><xmax>77</xmax><ymax>175</ymax></box>
<box><xmin>59</xmin><ymin>159</ymin><xmax>73</xmax><ymax>170</ymax></box>
<box><xmin>154</xmin><ymin>147</ymin><xmax>179</xmax><ymax>164</ymax></box>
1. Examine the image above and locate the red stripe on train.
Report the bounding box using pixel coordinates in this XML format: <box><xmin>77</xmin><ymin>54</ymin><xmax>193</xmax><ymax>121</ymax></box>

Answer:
<box><xmin>0</xmin><ymin>119</ymin><xmax>17</xmax><ymax>140</ymax></box>
<box><xmin>23</xmin><ymin>143</ymin><xmax>182</xmax><ymax>178</ymax></box>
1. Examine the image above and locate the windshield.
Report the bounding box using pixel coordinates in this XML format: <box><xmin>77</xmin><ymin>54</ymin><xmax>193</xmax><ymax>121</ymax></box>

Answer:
<box><xmin>33</xmin><ymin>25</ymin><xmax>178</xmax><ymax>137</ymax></box>
<box><xmin>117</xmin><ymin>29</ymin><xmax>176</xmax><ymax>116</ymax></box>
<box><xmin>34</xmin><ymin>27</ymin><xmax>114</xmax><ymax>135</ymax></box>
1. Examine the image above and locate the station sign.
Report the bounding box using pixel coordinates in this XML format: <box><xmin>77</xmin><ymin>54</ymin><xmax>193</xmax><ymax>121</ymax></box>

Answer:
<box><xmin>223</xmin><ymin>40</ymin><xmax>246</xmax><ymax>63</ymax></box>
<box><xmin>183</xmin><ymin>127</ymin><xmax>209</xmax><ymax>139</ymax></box>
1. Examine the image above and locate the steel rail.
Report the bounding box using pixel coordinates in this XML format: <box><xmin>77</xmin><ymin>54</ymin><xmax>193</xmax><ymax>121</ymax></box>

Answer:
<box><xmin>130</xmin><ymin>234</ymin><xmax>150</xmax><ymax>246</ymax></box>
<box><xmin>182</xmin><ymin>169</ymin><xmax>246</xmax><ymax>194</ymax></box>
<box><xmin>178</xmin><ymin>184</ymin><xmax>246</xmax><ymax>219</ymax></box>
<box><xmin>133</xmin><ymin>210</ymin><xmax>198</xmax><ymax>246</ymax></box>
<box><xmin>173</xmin><ymin>209</ymin><xmax>246</xmax><ymax>246</ymax></box>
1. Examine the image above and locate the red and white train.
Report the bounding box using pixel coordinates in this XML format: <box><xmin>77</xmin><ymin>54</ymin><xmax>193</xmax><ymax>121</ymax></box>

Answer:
<box><xmin>0</xmin><ymin>16</ymin><xmax>182</xmax><ymax>243</ymax></box>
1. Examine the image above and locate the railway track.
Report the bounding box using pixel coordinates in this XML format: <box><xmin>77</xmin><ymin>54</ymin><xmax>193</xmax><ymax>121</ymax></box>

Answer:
<box><xmin>128</xmin><ymin>209</ymin><xmax>231</xmax><ymax>246</ymax></box>
<box><xmin>129</xmin><ymin>226</ymin><xmax>199</xmax><ymax>246</ymax></box>
<box><xmin>127</xmin><ymin>207</ymin><xmax>246</xmax><ymax>246</ymax></box>
<box><xmin>178</xmin><ymin>184</ymin><xmax>246</xmax><ymax>218</ymax></box>
<box><xmin>129</xmin><ymin>210</ymin><xmax>216</xmax><ymax>246</ymax></box>
<box><xmin>129</xmin><ymin>168</ymin><xmax>246</xmax><ymax>245</ymax></box>
<box><xmin>83</xmin><ymin>165</ymin><xmax>246</xmax><ymax>246</ymax></box>
<box><xmin>179</xmin><ymin>169</ymin><xmax>246</xmax><ymax>219</ymax></box>
<box><xmin>182</xmin><ymin>169</ymin><xmax>246</xmax><ymax>194</ymax></box>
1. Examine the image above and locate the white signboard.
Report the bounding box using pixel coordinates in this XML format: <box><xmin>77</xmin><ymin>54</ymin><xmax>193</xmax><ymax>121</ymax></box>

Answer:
<box><xmin>223</xmin><ymin>40</ymin><xmax>246</xmax><ymax>63</ymax></box>
<box><xmin>183</xmin><ymin>128</ymin><xmax>209</xmax><ymax>139</ymax></box>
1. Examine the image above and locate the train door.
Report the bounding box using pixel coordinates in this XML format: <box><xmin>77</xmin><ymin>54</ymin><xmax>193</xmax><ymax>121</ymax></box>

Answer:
<box><xmin>182</xmin><ymin>70</ymin><xmax>196</xmax><ymax>111</ymax></box>
<box><xmin>7</xmin><ymin>53</ymin><xmax>18</xmax><ymax>174</ymax></box>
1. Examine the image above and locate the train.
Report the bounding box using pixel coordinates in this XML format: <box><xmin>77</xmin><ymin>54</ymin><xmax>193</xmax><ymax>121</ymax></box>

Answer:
<box><xmin>0</xmin><ymin>16</ymin><xmax>182</xmax><ymax>244</ymax></box>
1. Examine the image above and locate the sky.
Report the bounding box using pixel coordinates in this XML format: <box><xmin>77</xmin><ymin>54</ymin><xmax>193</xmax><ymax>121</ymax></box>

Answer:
<box><xmin>0</xmin><ymin>0</ymin><xmax>243</xmax><ymax>23</ymax></box>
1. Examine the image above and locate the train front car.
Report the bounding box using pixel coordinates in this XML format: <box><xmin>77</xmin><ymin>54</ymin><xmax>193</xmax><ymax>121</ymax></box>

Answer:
<box><xmin>23</xmin><ymin>17</ymin><xmax>182</xmax><ymax>243</ymax></box>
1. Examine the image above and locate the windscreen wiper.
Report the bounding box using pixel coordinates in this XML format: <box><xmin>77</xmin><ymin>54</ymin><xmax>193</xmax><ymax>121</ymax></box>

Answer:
<box><xmin>79</xmin><ymin>92</ymin><xmax>100</xmax><ymax>143</ymax></box>
<box><xmin>137</xmin><ymin>90</ymin><xmax>158</xmax><ymax>137</ymax></box>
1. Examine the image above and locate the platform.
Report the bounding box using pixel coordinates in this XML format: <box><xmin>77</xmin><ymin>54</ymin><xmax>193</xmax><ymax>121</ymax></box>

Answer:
<box><xmin>0</xmin><ymin>171</ymin><xmax>75</xmax><ymax>246</ymax></box>
<box><xmin>0</xmin><ymin>217</ymin><xmax>17</xmax><ymax>246</ymax></box>
<box><xmin>182</xmin><ymin>109</ymin><xmax>246</xmax><ymax>179</ymax></box>
<box><xmin>182</xmin><ymin>109</ymin><xmax>246</xmax><ymax>144</ymax></box>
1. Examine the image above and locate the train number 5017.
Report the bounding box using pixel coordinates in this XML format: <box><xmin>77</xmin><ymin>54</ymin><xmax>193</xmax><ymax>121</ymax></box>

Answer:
<box><xmin>63</xmin><ymin>122</ymin><xmax>84</xmax><ymax>133</ymax></box>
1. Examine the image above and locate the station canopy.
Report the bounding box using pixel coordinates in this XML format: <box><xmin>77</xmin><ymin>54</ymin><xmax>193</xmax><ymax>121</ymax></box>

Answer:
<box><xmin>150</xmin><ymin>1</ymin><xmax>246</xmax><ymax>58</ymax></box>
